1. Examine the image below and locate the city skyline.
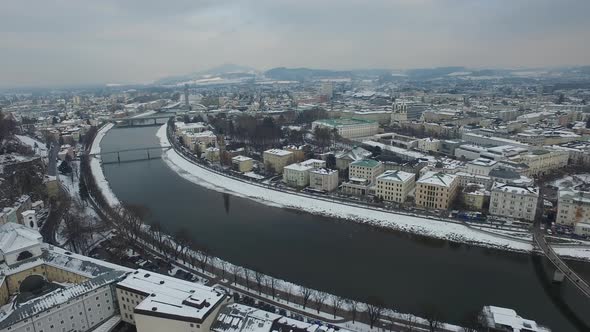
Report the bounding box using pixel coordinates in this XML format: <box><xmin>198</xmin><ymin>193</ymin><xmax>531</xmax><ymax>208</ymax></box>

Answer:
<box><xmin>1</xmin><ymin>0</ymin><xmax>590</xmax><ymax>88</ymax></box>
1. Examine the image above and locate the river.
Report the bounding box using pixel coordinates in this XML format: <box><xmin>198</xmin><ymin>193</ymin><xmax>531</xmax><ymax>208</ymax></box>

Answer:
<box><xmin>101</xmin><ymin>125</ymin><xmax>590</xmax><ymax>332</ymax></box>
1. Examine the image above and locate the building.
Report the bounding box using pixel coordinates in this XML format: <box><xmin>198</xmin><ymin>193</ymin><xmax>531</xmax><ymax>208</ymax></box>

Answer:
<box><xmin>415</xmin><ymin>172</ymin><xmax>459</xmax><ymax>210</ymax></box>
<box><xmin>465</xmin><ymin>158</ymin><xmax>498</xmax><ymax>176</ymax></box>
<box><xmin>417</xmin><ymin>137</ymin><xmax>441</xmax><ymax>153</ymax></box>
<box><xmin>462</xmin><ymin>184</ymin><xmax>489</xmax><ymax>211</ymax></box>
<box><xmin>204</xmin><ymin>147</ymin><xmax>220</xmax><ymax>161</ymax></box>
<box><xmin>232</xmin><ymin>156</ymin><xmax>254</xmax><ymax>173</ymax></box>
<box><xmin>481</xmin><ymin>306</ymin><xmax>550</xmax><ymax>332</ymax></box>
<box><xmin>556</xmin><ymin>190</ymin><xmax>590</xmax><ymax>227</ymax></box>
<box><xmin>517</xmin><ymin>149</ymin><xmax>569</xmax><ymax>177</ymax></box>
<box><xmin>116</xmin><ymin>269</ymin><xmax>226</xmax><ymax>332</ymax></box>
<box><xmin>349</xmin><ymin>159</ymin><xmax>384</xmax><ymax>184</ymax></box>
<box><xmin>334</xmin><ymin>147</ymin><xmax>372</xmax><ymax>170</ymax></box>
<box><xmin>263</xmin><ymin>149</ymin><xmax>293</xmax><ymax>174</ymax></box>
<box><xmin>283</xmin><ymin>159</ymin><xmax>326</xmax><ymax>188</ymax></box>
<box><xmin>311</xmin><ymin>118</ymin><xmax>379</xmax><ymax>139</ymax></box>
<box><xmin>21</xmin><ymin>210</ymin><xmax>37</xmax><ymax>230</ymax></box>
<box><xmin>375</xmin><ymin>170</ymin><xmax>415</xmax><ymax>203</ymax></box>
<box><xmin>283</xmin><ymin>163</ymin><xmax>314</xmax><ymax>188</ymax></box>
<box><xmin>390</xmin><ymin>102</ymin><xmax>429</xmax><ymax>123</ymax></box>
<box><xmin>309</xmin><ymin>168</ymin><xmax>339</xmax><ymax>192</ymax></box>
<box><xmin>489</xmin><ymin>182</ymin><xmax>539</xmax><ymax>222</ymax></box>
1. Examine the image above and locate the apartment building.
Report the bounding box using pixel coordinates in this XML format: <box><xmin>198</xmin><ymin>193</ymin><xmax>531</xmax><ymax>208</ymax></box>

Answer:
<box><xmin>349</xmin><ymin>159</ymin><xmax>384</xmax><ymax>184</ymax></box>
<box><xmin>375</xmin><ymin>170</ymin><xmax>415</xmax><ymax>203</ymax></box>
<box><xmin>309</xmin><ymin>168</ymin><xmax>339</xmax><ymax>192</ymax></box>
<box><xmin>489</xmin><ymin>182</ymin><xmax>539</xmax><ymax>222</ymax></box>
<box><xmin>517</xmin><ymin>149</ymin><xmax>569</xmax><ymax>177</ymax></box>
<box><xmin>556</xmin><ymin>190</ymin><xmax>590</xmax><ymax>227</ymax></box>
<box><xmin>263</xmin><ymin>149</ymin><xmax>293</xmax><ymax>174</ymax></box>
<box><xmin>415</xmin><ymin>172</ymin><xmax>459</xmax><ymax>210</ymax></box>
<box><xmin>232</xmin><ymin>155</ymin><xmax>254</xmax><ymax>173</ymax></box>
<box><xmin>311</xmin><ymin>118</ymin><xmax>379</xmax><ymax>139</ymax></box>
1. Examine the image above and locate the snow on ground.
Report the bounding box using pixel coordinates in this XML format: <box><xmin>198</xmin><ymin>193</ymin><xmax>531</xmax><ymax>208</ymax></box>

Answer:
<box><xmin>16</xmin><ymin>134</ymin><xmax>48</xmax><ymax>157</ymax></box>
<box><xmin>155</xmin><ymin>125</ymin><xmax>533</xmax><ymax>253</ymax></box>
<box><xmin>90</xmin><ymin>123</ymin><xmax>120</xmax><ymax>206</ymax></box>
<box><xmin>131</xmin><ymin>110</ymin><xmax>157</xmax><ymax>118</ymax></box>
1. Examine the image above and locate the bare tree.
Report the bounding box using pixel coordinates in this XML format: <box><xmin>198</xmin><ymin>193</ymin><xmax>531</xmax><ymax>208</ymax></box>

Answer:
<box><xmin>268</xmin><ymin>277</ymin><xmax>277</xmax><ymax>299</ymax></box>
<box><xmin>148</xmin><ymin>220</ymin><xmax>167</xmax><ymax>252</ymax></box>
<box><xmin>219</xmin><ymin>260</ymin><xmax>227</xmax><ymax>281</ymax></box>
<box><xmin>284</xmin><ymin>283</ymin><xmax>293</xmax><ymax>303</ymax></box>
<box><xmin>196</xmin><ymin>247</ymin><xmax>211</xmax><ymax>272</ymax></box>
<box><xmin>254</xmin><ymin>270</ymin><xmax>265</xmax><ymax>295</ymax></box>
<box><xmin>313</xmin><ymin>291</ymin><xmax>329</xmax><ymax>314</ymax></box>
<box><xmin>366</xmin><ymin>296</ymin><xmax>385</xmax><ymax>329</ymax></box>
<box><xmin>243</xmin><ymin>268</ymin><xmax>251</xmax><ymax>289</ymax></box>
<box><xmin>230</xmin><ymin>264</ymin><xmax>241</xmax><ymax>285</ymax></box>
<box><xmin>61</xmin><ymin>200</ymin><xmax>93</xmax><ymax>254</ymax></box>
<box><xmin>299</xmin><ymin>287</ymin><xmax>313</xmax><ymax>309</ymax></box>
<box><xmin>113</xmin><ymin>203</ymin><xmax>148</xmax><ymax>246</ymax></box>
<box><xmin>460</xmin><ymin>310</ymin><xmax>483</xmax><ymax>332</ymax></box>
<box><xmin>401</xmin><ymin>313</ymin><xmax>419</xmax><ymax>332</ymax></box>
<box><xmin>330</xmin><ymin>295</ymin><xmax>344</xmax><ymax>319</ymax></box>
<box><xmin>348</xmin><ymin>300</ymin><xmax>359</xmax><ymax>323</ymax></box>
<box><xmin>421</xmin><ymin>304</ymin><xmax>444</xmax><ymax>332</ymax></box>
<box><xmin>174</xmin><ymin>228</ymin><xmax>193</xmax><ymax>263</ymax></box>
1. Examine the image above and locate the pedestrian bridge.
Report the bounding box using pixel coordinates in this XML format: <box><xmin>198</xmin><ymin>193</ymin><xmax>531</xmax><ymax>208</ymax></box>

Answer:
<box><xmin>88</xmin><ymin>146</ymin><xmax>172</xmax><ymax>163</ymax></box>
<box><xmin>533</xmin><ymin>230</ymin><xmax>590</xmax><ymax>298</ymax></box>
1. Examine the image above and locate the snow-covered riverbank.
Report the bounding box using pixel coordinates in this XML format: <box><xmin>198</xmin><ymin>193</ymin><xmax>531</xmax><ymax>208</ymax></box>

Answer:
<box><xmin>156</xmin><ymin>125</ymin><xmax>539</xmax><ymax>254</ymax></box>
<box><xmin>89</xmin><ymin>123</ymin><xmax>120</xmax><ymax>207</ymax></box>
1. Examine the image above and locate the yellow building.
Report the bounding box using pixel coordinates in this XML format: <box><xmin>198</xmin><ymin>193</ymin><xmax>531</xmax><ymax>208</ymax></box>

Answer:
<box><xmin>415</xmin><ymin>171</ymin><xmax>459</xmax><ymax>210</ymax></box>
<box><xmin>232</xmin><ymin>155</ymin><xmax>254</xmax><ymax>173</ymax></box>
<box><xmin>263</xmin><ymin>149</ymin><xmax>293</xmax><ymax>174</ymax></box>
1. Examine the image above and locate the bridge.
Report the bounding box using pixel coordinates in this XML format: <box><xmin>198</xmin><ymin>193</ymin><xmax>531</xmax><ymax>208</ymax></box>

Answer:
<box><xmin>89</xmin><ymin>146</ymin><xmax>172</xmax><ymax>163</ymax></box>
<box><xmin>114</xmin><ymin>114</ymin><xmax>177</xmax><ymax>127</ymax></box>
<box><xmin>533</xmin><ymin>229</ymin><xmax>590</xmax><ymax>298</ymax></box>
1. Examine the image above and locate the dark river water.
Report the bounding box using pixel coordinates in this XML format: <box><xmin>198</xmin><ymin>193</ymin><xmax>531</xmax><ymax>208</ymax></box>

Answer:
<box><xmin>101</xmin><ymin>125</ymin><xmax>590</xmax><ymax>332</ymax></box>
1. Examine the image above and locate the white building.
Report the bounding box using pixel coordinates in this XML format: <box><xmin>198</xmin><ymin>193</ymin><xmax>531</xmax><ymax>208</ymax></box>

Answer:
<box><xmin>417</xmin><ymin>137</ymin><xmax>441</xmax><ymax>153</ymax></box>
<box><xmin>309</xmin><ymin>168</ymin><xmax>339</xmax><ymax>192</ymax></box>
<box><xmin>517</xmin><ymin>149</ymin><xmax>569</xmax><ymax>177</ymax></box>
<box><xmin>116</xmin><ymin>269</ymin><xmax>226</xmax><ymax>332</ymax></box>
<box><xmin>312</xmin><ymin>118</ymin><xmax>379</xmax><ymax>139</ymax></box>
<box><xmin>556</xmin><ymin>190</ymin><xmax>590</xmax><ymax>227</ymax></box>
<box><xmin>489</xmin><ymin>182</ymin><xmax>539</xmax><ymax>222</ymax></box>
<box><xmin>465</xmin><ymin>158</ymin><xmax>498</xmax><ymax>176</ymax></box>
<box><xmin>375</xmin><ymin>170</ymin><xmax>415</xmax><ymax>203</ymax></box>
<box><xmin>283</xmin><ymin>163</ymin><xmax>314</xmax><ymax>188</ymax></box>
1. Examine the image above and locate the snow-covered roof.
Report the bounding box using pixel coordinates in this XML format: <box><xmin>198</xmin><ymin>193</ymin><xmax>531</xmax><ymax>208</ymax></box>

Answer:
<box><xmin>232</xmin><ymin>155</ymin><xmax>253</xmax><ymax>162</ymax></box>
<box><xmin>0</xmin><ymin>222</ymin><xmax>42</xmax><ymax>255</ymax></box>
<box><xmin>377</xmin><ymin>170</ymin><xmax>414</xmax><ymax>183</ymax></box>
<box><xmin>417</xmin><ymin>171</ymin><xmax>457</xmax><ymax>188</ymax></box>
<box><xmin>118</xmin><ymin>269</ymin><xmax>225</xmax><ymax>322</ymax></box>
<box><xmin>284</xmin><ymin>163</ymin><xmax>313</xmax><ymax>172</ymax></box>
<box><xmin>492</xmin><ymin>182</ymin><xmax>539</xmax><ymax>196</ymax></box>
<box><xmin>482</xmin><ymin>306</ymin><xmax>545</xmax><ymax>332</ymax></box>
<box><xmin>264</xmin><ymin>149</ymin><xmax>292</xmax><ymax>157</ymax></box>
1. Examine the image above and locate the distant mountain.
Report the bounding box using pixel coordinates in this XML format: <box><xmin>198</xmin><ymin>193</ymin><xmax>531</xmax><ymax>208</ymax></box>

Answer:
<box><xmin>264</xmin><ymin>67</ymin><xmax>353</xmax><ymax>81</ymax></box>
<box><xmin>155</xmin><ymin>64</ymin><xmax>257</xmax><ymax>85</ymax></box>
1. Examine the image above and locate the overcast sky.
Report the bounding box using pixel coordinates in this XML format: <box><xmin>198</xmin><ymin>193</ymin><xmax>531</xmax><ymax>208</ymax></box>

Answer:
<box><xmin>1</xmin><ymin>0</ymin><xmax>589</xmax><ymax>87</ymax></box>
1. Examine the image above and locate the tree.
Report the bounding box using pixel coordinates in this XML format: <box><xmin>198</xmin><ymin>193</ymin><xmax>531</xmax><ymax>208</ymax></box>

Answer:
<box><xmin>365</xmin><ymin>296</ymin><xmax>385</xmax><ymax>329</ymax></box>
<box><xmin>284</xmin><ymin>283</ymin><xmax>293</xmax><ymax>303</ymax></box>
<box><xmin>173</xmin><ymin>228</ymin><xmax>193</xmax><ymax>263</ymax></box>
<box><xmin>299</xmin><ymin>287</ymin><xmax>313</xmax><ymax>309</ymax></box>
<box><xmin>314</xmin><ymin>126</ymin><xmax>332</xmax><ymax>148</ymax></box>
<box><xmin>460</xmin><ymin>310</ymin><xmax>483</xmax><ymax>332</ymax></box>
<box><xmin>219</xmin><ymin>260</ymin><xmax>227</xmax><ymax>281</ymax></box>
<box><xmin>17</xmin><ymin>250</ymin><xmax>33</xmax><ymax>261</ymax></box>
<box><xmin>58</xmin><ymin>160</ymin><xmax>72</xmax><ymax>174</ymax></box>
<box><xmin>61</xmin><ymin>200</ymin><xmax>93</xmax><ymax>254</ymax></box>
<box><xmin>113</xmin><ymin>203</ymin><xmax>148</xmax><ymax>246</ymax></box>
<box><xmin>254</xmin><ymin>270</ymin><xmax>265</xmax><ymax>294</ymax></box>
<box><xmin>326</xmin><ymin>154</ymin><xmax>336</xmax><ymax>169</ymax></box>
<box><xmin>586</xmin><ymin>116</ymin><xmax>590</xmax><ymax>129</ymax></box>
<box><xmin>348</xmin><ymin>300</ymin><xmax>359</xmax><ymax>323</ymax></box>
<box><xmin>230</xmin><ymin>264</ymin><xmax>241</xmax><ymax>285</ymax></box>
<box><xmin>421</xmin><ymin>304</ymin><xmax>444</xmax><ymax>332</ymax></box>
<box><xmin>313</xmin><ymin>291</ymin><xmax>328</xmax><ymax>314</ymax></box>
<box><xmin>196</xmin><ymin>247</ymin><xmax>211</xmax><ymax>272</ymax></box>
<box><xmin>148</xmin><ymin>221</ymin><xmax>167</xmax><ymax>253</ymax></box>
<box><xmin>401</xmin><ymin>313</ymin><xmax>419</xmax><ymax>332</ymax></box>
<box><xmin>243</xmin><ymin>268</ymin><xmax>251</xmax><ymax>289</ymax></box>
<box><xmin>330</xmin><ymin>295</ymin><xmax>344</xmax><ymax>319</ymax></box>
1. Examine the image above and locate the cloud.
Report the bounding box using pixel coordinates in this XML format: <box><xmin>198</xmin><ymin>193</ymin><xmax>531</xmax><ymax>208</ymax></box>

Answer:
<box><xmin>0</xmin><ymin>0</ymin><xmax>589</xmax><ymax>87</ymax></box>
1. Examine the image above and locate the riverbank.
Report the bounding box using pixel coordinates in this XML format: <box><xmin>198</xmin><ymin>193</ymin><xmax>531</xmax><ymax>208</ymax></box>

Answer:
<box><xmin>156</xmin><ymin>124</ymin><xmax>590</xmax><ymax>261</ymax></box>
<box><xmin>89</xmin><ymin>123</ymin><xmax>120</xmax><ymax>207</ymax></box>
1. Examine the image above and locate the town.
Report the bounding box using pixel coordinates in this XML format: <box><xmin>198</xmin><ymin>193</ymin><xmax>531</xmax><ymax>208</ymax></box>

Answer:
<box><xmin>2</xmin><ymin>65</ymin><xmax>590</xmax><ymax>332</ymax></box>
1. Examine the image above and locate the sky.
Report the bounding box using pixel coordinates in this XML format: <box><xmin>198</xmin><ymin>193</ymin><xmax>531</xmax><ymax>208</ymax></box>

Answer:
<box><xmin>1</xmin><ymin>0</ymin><xmax>590</xmax><ymax>87</ymax></box>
